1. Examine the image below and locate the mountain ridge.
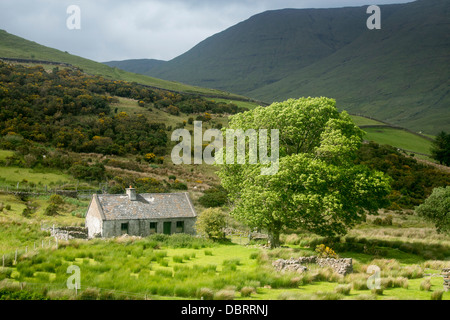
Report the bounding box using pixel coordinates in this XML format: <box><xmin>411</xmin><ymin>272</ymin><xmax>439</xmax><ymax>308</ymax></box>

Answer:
<box><xmin>107</xmin><ymin>0</ymin><xmax>449</xmax><ymax>134</ymax></box>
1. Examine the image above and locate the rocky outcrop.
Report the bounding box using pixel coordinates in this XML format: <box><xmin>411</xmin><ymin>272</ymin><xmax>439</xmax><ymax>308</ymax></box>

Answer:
<box><xmin>272</xmin><ymin>256</ymin><xmax>353</xmax><ymax>275</ymax></box>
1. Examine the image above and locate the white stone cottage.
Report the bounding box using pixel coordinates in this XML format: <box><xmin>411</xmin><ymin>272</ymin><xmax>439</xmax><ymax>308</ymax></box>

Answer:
<box><xmin>85</xmin><ymin>187</ymin><xmax>197</xmax><ymax>238</ymax></box>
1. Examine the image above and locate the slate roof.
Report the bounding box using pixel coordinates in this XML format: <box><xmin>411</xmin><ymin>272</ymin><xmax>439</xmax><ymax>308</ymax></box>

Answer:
<box><xmin>95</xmin><ymin>192</ymin><xmax>197</xmax><ymax>221</ymax></box>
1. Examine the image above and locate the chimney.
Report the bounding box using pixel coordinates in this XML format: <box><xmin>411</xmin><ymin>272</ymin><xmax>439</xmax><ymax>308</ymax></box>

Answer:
<box><xmin>126</xmin><ymin>186</ymin><xmax>137</xmax><ymax>201</ymax></box>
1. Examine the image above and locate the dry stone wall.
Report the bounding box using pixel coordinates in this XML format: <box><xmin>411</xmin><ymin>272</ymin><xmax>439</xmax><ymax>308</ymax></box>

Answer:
<box><xmin>443</xmin><ymin>268</ymin><xmax>450</xmax><ymax>292</ymax></box>
<box><xmin>49</xmin><ymin>226</ymin><xmax>88</xmax><ymax>240</ymax></box>
<box><xmin>273</xmin><ymin>256</ymin><xmax>353</xmax><ymax>275</ymax></box>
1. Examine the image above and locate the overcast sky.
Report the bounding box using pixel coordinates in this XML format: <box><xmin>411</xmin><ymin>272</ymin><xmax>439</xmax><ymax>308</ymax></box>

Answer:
<box><xmin>0</xmin><ymin>0</ymin><xmax>414</xmax><ymax>62</ymax></box>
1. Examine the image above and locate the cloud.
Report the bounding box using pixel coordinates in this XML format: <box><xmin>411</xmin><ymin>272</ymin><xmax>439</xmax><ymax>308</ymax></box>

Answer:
<box><xmin>0</xmin><ymin>0</ymin><xmax>414</xmax><ymax>62</ymax></box>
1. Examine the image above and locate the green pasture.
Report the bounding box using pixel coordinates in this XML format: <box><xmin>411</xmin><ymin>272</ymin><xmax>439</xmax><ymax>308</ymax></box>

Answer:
<box><xmin>363</xmin><ymin>127</ymin><xmax>433</xmax><ymax>156</ymax></box>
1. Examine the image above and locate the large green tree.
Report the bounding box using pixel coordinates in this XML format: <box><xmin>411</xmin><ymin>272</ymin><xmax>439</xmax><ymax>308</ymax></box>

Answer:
<box><xmin>217</xmin><ymin>97</ymin><xmax>391</xmax><ymax>247</ymax></box>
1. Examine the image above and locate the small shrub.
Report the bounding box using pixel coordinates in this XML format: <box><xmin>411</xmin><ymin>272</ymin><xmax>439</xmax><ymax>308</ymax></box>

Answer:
<box><xmin>249</xmin><ymin>252</ymin><xmax>258</xmax><ymax>260</ymax></box>
<box><xmin>352</xmin><ymin>279</ymin><xmax>369</xmax><ymax>291</ymax></box>
<box><xmin>49</xmin><ymin>194</ymin><xmax>64</xmax><ymax>205</ymax></box>
<box><xmin>204</xmin><ymin>250</ymin><xmax>213</xmax><ymax>256</ymax></box>
<box><xmin>5</xmin><ymin>204</ymin><xmax>11</xmax><ymax>211</ymax></box>
<box><xmin>197</xmin><ymin>287</ymin><xmax>214</xmax><ymax>300</ymax></box>
<box><xmin>195</xmin><ymin>208</ymin><xmax>227</xmax><ymax>240</ymax></box>
<box><xmin>334</xmin><ymin>284</ymin><xmax>352</xmax><ymax>295</ymax></box>
<box><xmin>172</xmin><ymin>256</ymin><xmax>184</xmax><ymax>263</ymax></box>
<box><xmin>182</xmin><ymin>253</ymin><xmax>191</xmax><ymax>261</ymax></box>
<box><xmin>420</xmin><ymin>279</ymin><xmax>432</xmax><ymax>291</ymax></box>
<box><xmin>44</xmin><ymin>203</ymin><xmax>59</xmax><ymax>216</ymax></box>
<box><xmin>315</xmin><ymin>244</ymin><xmax>338</xmax><ymax>259</ymax></box>
<box><xmin>99</xmin><ymin>290</ymin><xmax>115</xmax><ymax>300</ymax></box>
<box><xmin>431</xmin><ymin>290</ymin><xmax>444</xmax><ymax>300</ymax></box>
<box><xmin>214</xmin><ymin>289</ymin><xmax>235</xmax><ymax>300</ymax></box>
<box><xmin>80</xmin><ymin>288</ymin><xmax>99</xmax><ymax>300</ymax></box>
<box><xmin>157</xmin><ymin>258</ymin><xmax>169</xmax><ymax>267</ymax></box>
<box><xmin>371</xmin><ymin>288</ymin><xmax>384</xmax><ymax>295</ymax></box>
<box><xmin>240</xmin><ymin>287</ymin><xmax>255</xmax><ymax>297</ymax></box>
<box><xmin>22</xmin><ymin>206</ymin><xmax>33</xmax><ymax>218</ymax></box>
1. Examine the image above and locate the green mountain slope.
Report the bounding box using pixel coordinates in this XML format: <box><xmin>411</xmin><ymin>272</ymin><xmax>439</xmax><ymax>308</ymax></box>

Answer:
<box><xmin>0</xmin><ymin>29</ymin><xmax>248</xmax><ymax>100</ymax></box>
<box><xmin>146</xmin><ymin>6</ymin><xmax>372</xmax><ymax>94</ymax></box>
<box><xmin>249</xmin><ymin>0</ymin><xmax>450</xmax><ymax>134</ymax></box>
<box><xmin>104</xmin><ymin>58</ymin><xmax>166</xmax><ymax>75</ymax></box>
<box><xmin>120</xmin><ymin>0</ymin><xmax>448</xmax><ymax>134</ymax></box>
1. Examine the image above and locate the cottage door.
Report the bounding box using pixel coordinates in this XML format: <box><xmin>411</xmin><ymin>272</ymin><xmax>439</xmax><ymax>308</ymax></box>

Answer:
<box><xmin>163</xmin><ymin>222</ymin><xmax>172</xmax><ymax>235</ymax></box>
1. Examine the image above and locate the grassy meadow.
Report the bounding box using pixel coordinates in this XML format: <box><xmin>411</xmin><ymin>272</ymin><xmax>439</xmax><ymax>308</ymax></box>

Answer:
<box><xmin>0</xmin><ymin>198</ymin><xmax>449</xmax><ymax>300</ymax></box>
<box><xmin>363</xmin><ymin>127</ymin><xmax>433</xmax><ymax>156</ymax></box>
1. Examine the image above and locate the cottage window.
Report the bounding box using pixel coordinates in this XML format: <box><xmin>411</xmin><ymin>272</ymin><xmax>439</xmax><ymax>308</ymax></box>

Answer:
<box><xmin>150</xmin><ymin>222</ymin><xmax>157</xmax><ymax>234</ymax></box>
<box><xmin>176</xmin><ymin>221</ymin><xmax>184</xmax><ymax>233</ymax></box>
<box><xmin>121</xmin><ymin>222</ymin><xmax>129</xmax><ymax>235</ymax></box>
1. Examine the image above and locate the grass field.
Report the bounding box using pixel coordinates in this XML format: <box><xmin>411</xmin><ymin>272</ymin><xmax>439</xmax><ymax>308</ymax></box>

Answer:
<box><xmin>363</xmin><ymin>127</ymin><xmax>433</xmax><ymax>156</ymax></box>
<box><xmin>350</xmin><ymin>115</ymin><xmax>386</xmax><ymax>126</ymax></box>
<box><xmin>0</xmin><ymin>167</ymin><xmax>74</xmax><ymax>186</ymax></box>
<box><xmin>0</xmin><ymin>203</ymin><xmax>449</xmax><ymax>300</ymax></box>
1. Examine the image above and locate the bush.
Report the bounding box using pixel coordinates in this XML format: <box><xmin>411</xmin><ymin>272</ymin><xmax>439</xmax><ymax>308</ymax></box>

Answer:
<box><xmin>197</xmin><ymin>287</ymin><xmax>214</xmax><ymax>300</ymax></box>
<box><xmin>416</xmin><ymin>186</ymin><xmax>450</xmax><ymax>234</ymax></box>
<box><xmin>173</xmin><ymin>255</ymin><xmax>184</xmax><ymax>263</ymax></box>
<box><xmin>371</xmin><ymin>288</ymin><xmax>384</xmax><ymax>295</ymax></box>
<box><xmin>420</xmin><ymin>279</ymin><xmax>432</xmax><ymax>291</ymax></box>
<box><xmin>195</xmin><ymin>208</ymin><xmax>227</xmax><ymax>241</ymax></box>
<box><xmin>315</xmin><ymin>244</ymin><xmax>338</xmax><ymax>258</ymax></box>
<box><xmin>214</xmin><ymin>290</ymin><xmax>235</xmax><ymax>300</ymax></box>
<box><xmin>44</xmin><ymin>203</ymin><xmax>59</xmax><ymax>216</ymax></box>
<box><xmin>198</xmin><ymin>186</ymin><xmax>228</xmax><ymax>208</ymax></box>
<box><xmin>334</xmin><ymin>284</ymin><xmax>352</xmax><ymax>295</ymax></box>
<box><xmin>240</xmin><ymin>287</ymin><xmax>255</xmax><ymax>298</ymax></box>
<box><xmin>431</xmin><ymin>290</ymin><xmax>444</xmax><ymax>300</ymax></box>
<box><xmin>49</xmin><ymin>194</ymin><xmax>64</xmax><ymax>205</ymax></box>
<box><xmin>80</xmin><ymin>288</ymin><xmax>99</xmax><ymax>300</ymax></box>
<box><xmin>373</xmin><ymin>215</ymin><xmax>393</xmax><ymax>226</ymax></box>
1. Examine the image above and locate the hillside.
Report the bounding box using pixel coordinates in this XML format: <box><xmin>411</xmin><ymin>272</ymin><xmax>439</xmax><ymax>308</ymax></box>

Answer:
<box><xmin>104</xmin><ymin>59</ymin><xmax>166</xmax><ymax>75</ymax></box>
<box><xmin>0</xmin><ymin>29</ymin><xmax>249</xmax><ymax>101</ymax></box>
<box><xmin>118</xmin><ymin>0</ymin><xmax>449</xmax><ymax>134</ymax></box>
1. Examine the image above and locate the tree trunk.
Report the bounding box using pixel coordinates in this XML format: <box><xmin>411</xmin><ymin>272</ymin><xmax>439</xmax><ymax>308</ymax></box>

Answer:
<box><xmin>268</xmin><ymin>229</ymin><xmax>281</xmax><ymax>248</ymax></box>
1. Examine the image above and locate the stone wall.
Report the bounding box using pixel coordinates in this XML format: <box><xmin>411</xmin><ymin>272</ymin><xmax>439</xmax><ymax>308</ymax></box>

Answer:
<box><xmin>272</xmin><ymin>256</ymin><xmax>353</xmax><ymax>275</ymax></box>
<box><xmin>49</xmin><ymin>226</ymin><xmax>88</xmax><ymax>240</ymax></box>
<box><xmin>443</xmin><ymin>268</ymin><xmax>450</xmax><ymax>292</ymax></box>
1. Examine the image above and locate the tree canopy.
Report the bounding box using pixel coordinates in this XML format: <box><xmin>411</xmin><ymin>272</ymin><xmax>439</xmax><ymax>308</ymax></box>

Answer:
<box><xmin>217</xmin><ymin>97</ymin><xmax>391</xmax><ymax>247</ymax></box>
<box><xmin>415</xmin><ymin>186</ymin><xmax>450</xmax><ymax>234</ymax></box>
<box><xmin>431</xmin><ymin>131</ymin><xmax>450</xmax><ymax>166</ymax></box>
